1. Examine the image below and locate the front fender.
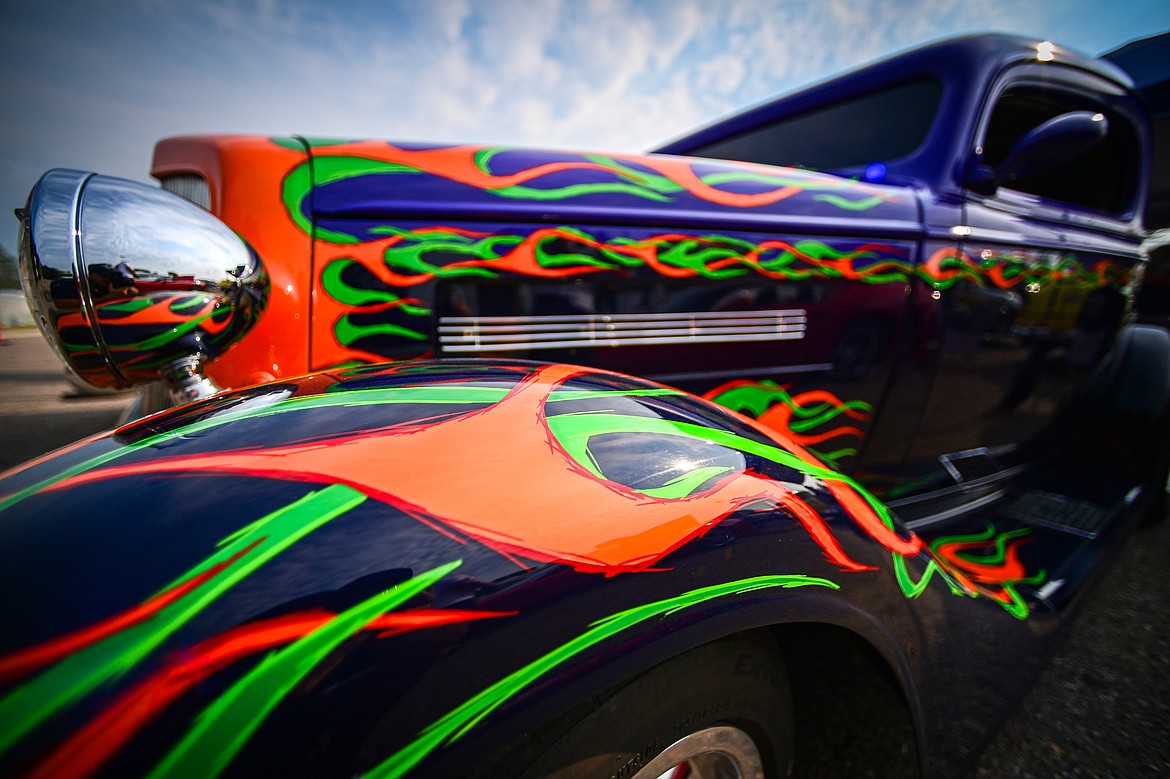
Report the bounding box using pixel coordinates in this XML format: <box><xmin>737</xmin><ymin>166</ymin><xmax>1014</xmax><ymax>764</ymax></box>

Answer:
<box><xmin>0</xmin><ymin>360</ymin><xmax>1031</xmax><ymax>778</ymax></box>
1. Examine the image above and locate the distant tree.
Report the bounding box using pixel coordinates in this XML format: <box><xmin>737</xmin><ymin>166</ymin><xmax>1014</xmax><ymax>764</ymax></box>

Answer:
<box><xmin>0</xmin><ymin>245</ymin><xmax>18</xmax><ymax>289</ymax></box>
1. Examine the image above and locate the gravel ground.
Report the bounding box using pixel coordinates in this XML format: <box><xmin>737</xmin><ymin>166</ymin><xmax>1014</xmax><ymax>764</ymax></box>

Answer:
<box><xmin>973</xmin><ymin>514</ymin><xmax>1170</xmax><ymax>778</ymax></box>
<box><xmin>2</xmin><ymin>328</ymin><xmax>1167</xmax><ymax>777</ymax></box>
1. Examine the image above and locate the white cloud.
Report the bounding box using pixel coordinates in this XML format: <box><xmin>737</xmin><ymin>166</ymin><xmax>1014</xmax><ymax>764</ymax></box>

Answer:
<box><xmin>697</xmin><ymin>55</ymin><xmax>748</xmax><ymax>95</ymax></box>
<box><xmin>1</xmin><ymin>0</ymin><xmax>1167</xmax><ymax>252</ymax></box>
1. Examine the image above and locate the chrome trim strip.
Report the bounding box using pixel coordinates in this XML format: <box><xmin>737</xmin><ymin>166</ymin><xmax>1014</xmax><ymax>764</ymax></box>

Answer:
<box><xmin>440</xmin><ymin>310</ymin><xmax>806</xmax><ymax>324</ymax></box>
<box><xmin>903</xmin><ymin>489</ymin><xmax>1008</xmax><ymax>530</ymax></box>
<box><xmin>439</xmin><ymin>309</ymin><xmax>807</xmax><ymax>353</ymax></box>
<box><xmin>441</xmin><ymin>319</ymin><xmax>806</xmax><ymax>334</ymax></box>
<box><xmin>72</xmin><ymin>173</ymin><xmax>130</xmax><ymax>385</ymax></box>
<box><xmin>441</xmin><ymin>332</ymin><xmax>805</xmax><ymax>352</ymax></box>
<box><xmin>441</xmin><ymin>322</ymin><xmax>807</xmax><ymax>335</ymax></box>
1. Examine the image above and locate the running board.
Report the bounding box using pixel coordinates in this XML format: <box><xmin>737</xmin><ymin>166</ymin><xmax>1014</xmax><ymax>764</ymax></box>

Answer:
<box><xmin>1004</xmin><ymin>490</ymin><xmax>1115</xmax><ymax>540</ymax></box>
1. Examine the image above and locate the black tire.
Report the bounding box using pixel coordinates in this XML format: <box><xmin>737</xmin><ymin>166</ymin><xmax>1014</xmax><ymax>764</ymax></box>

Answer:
<box><xmin>516</xmin><ymin>634</ymin><xmax>793</xmax><ymax>779</ymax></box>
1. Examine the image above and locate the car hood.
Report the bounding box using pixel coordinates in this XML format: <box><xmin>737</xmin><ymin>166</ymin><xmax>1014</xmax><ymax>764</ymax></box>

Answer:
<box><xmin>285</xmin><ymin>139</ymin><xmax>921</xmax><ymax>238</ymax></box>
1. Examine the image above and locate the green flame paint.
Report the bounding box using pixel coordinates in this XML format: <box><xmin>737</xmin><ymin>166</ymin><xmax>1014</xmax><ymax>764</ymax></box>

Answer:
<box><xmin>0</xmin><ymin>384</ymin><xmax>679</xmax><ymax>513</ymax></box>
<box><xmin>923</xmin><ymin>248</ymin><xmax>1128</xmax><ymax>292</ymax></box>
<box><xmin>893</xmin><ymin>525</ymin><xmax>1046</xmax><ymax>620</ymax></box>
<box><xmin>320</xmin><ymin>260</ymin><xmax>432</xmax><ymax>314</ymax></box>
<box><xmin>282</xmin><ymin>156</ymin><xmax>424</xmax><ymax>244</ymax></box>
<box><xmin>329</xmin><ymin>225</ymin><xmax>912</xmax><ymax>286</ymax></box>
<box><xmin>702</xmin><ymin>380</ymin><xmax>873</xmax><ymax>469</ymax></box>
<box><xmin>706</xmin><ymin>382</ymin><xmax>869</xmax><ymax>428</ymax></box>
<box><xmin>279</xmin><ymin>149</ymin><xmax>890</xmax><ymax>246</ymax></box>
<box><xmin>147</xmin><ymin>560</ymin><xmax>461</xmax><ymax>779</ymax></box>
<box><xmin>0</xmin><ymin>485</ymin><xmax>367</xmax><ymax>758</ymax></box>
<box><xmin>548</xmin><ymin>411</ymin><xmax>834</xmax><ymax>497</ymax></box>
<box><xmin>334</xmin><ymin>317</ymin><xmax>428</xmax><ymax>347</ymax></box>
<box><xmin>364</xmin><ymin>573</ymin><xmax>839</xmax><ymax>779</ymax></box>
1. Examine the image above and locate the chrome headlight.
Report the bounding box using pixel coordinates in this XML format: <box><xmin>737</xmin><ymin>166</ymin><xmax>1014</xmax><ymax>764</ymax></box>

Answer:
<box><xmin>17</xmin><ymin>169</ymin><xmax>267</xmax><ymax>400</ymax></box>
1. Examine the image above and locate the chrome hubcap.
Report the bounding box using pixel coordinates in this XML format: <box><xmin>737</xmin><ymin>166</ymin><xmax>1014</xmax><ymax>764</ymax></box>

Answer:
<box><xmin>630</xmin><ymin>725</ymin><xmax>766</xmax><ymax>779</ymax></box>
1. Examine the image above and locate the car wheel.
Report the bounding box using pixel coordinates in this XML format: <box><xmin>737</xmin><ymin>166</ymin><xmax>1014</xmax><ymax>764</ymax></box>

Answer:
<box><xmin>626</xmin><ymin>724</ymin><xmax>767</xmax><ymax>778</ymax></box>
<box><xmin>516</xmin><ymin>634</ymin><xmax>793</xmax><ymax>779</ymax></box>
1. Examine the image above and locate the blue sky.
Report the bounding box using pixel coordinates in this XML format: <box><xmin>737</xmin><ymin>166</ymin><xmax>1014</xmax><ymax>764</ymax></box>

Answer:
<box><xmin>1</xmin><ymin>0</ymin><xmax>1168</xmax><ymax>252</ymax></box>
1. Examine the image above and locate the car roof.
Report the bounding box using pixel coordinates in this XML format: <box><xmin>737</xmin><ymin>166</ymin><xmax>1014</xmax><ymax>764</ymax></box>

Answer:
<box><xmin>654</xmin><ymin>33</ymin><xmax>1133</xmax><ymax>158</ymax></box>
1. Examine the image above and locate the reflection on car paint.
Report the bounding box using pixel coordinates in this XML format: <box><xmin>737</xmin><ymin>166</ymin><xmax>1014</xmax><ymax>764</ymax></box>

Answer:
<box><xmin>929</xmin><ymin>525</ymin><xmax>1045</xmax><ymax>620</ymax></box>
<box><xmin>703</xmin><ymin>379</ymin><xmax>873</xmax><ymax>468</ymax></box>
<box><xmin>54</xmin><ymin>291</ymin><xmax>263</xmax><ymax>383</ymax></box>
<box><xmin>6</xmin><ymin>364</ymin><xmax>914</xmax><ymax>574</ymax></box>
<box><xmin>313</xmin><ymin>223</ymin><xmax>915</xmax><ymax>375</ymax></box>
<box><xmin>1</xmin><ymin>363</ymin><xmax>1030</xmax><ymax>606</ymax></box>
<box><xmin>922</xmin><ymin>247</ymin><xmax>1130</xmax><ymax>292</ymax></box>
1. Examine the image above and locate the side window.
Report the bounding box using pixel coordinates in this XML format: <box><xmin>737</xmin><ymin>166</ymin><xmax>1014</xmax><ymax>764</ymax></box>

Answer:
<box><xmin>980</xmin><ymin>86</ymin><xmax>1141</xmax><ymax>215</ymax></box>
<box><xmin>687</xmin><ymin>78</ymin><xmax>943</xmax><ymax>172</ymax></box>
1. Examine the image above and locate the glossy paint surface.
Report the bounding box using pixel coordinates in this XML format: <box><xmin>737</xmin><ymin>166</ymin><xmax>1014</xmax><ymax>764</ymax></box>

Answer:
<box><xmin>292</xmin><ymin>141</ymin><xmax>918</xmax><ymax>384</ymax></box>
<box><xmin>286</xmin><ymin>141</ymin><xmax>917</xmax><ymax>222</ymax></box>
<box><xmin>0</xmin><ymin>361</ymin><xmax>1056</xmax><ymax>778</ymax></box>
<box><xmin>148</xmin><ymin>137</ymin><xmax>922</xmax><ymax>467</ymax></box>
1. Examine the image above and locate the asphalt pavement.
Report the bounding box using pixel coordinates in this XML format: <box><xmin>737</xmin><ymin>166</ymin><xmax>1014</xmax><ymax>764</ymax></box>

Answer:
<box><xmin>0</xmin><ymin>327</ymin><xmax>1167</xmax><ymax>777</ymax></box>
<box><xmin>0</xmin><ymin>328</ymin><xmax>133</xmax><ymax>471</ymax></box>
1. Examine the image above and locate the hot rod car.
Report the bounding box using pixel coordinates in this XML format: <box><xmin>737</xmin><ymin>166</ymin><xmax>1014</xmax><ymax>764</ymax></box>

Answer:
<box><xmin>3</xmin><ymin>34</ymin><xmax>1168</xmax><ymax>778</ymax></box>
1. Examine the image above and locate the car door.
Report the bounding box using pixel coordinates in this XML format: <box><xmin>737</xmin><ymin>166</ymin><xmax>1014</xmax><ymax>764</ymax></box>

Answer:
<box><xmin>888</xmin><ymin>63</ymin><xmax>1148</xmax><ymax>503</ymax></box>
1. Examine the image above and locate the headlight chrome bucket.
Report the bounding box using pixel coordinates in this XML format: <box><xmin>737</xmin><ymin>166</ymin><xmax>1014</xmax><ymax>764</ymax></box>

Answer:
<box><xmin>16</xmin><ymin>169</ymin><xmax>268</xmax><ymax>401</ymax></box>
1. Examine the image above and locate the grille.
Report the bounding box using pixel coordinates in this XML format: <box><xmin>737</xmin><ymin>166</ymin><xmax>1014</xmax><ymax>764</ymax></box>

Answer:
<box><xmin>159</xmin><ymin>175</ymin><xmax>211</xmax><ymax>211</ymax></box>
<box><xmin>438</xmin><ymin>309</ymin><xmax>807</xmax><ymax>353</ymax></box>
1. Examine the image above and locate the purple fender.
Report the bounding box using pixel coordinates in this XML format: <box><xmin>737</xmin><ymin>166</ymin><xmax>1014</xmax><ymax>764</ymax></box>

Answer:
<box><xmin>0</xmin><ymin>361</ymin><xmax>1063</xmax><ymax>778</ymax></box>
